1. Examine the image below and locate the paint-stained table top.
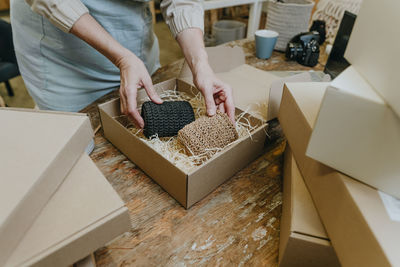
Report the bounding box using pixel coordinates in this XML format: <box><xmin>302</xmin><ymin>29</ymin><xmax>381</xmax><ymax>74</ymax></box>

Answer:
<box><xmin>82</xmin><ymin>38</ymin><xmax>326</xmax><ymax>266</ymax></box>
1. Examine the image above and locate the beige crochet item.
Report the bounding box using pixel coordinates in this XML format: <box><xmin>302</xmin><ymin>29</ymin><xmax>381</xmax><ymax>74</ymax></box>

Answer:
<box><xmin>178</xmin><ymin>111</ymin><xmax>239</xmax><ymax>158</ymax></box>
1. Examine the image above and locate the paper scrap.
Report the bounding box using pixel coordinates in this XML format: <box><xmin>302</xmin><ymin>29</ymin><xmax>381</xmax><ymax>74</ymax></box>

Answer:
<box><xmin>379</xmin><ymin>191</ymin><xmax>400</xmax><ymax>222</ymax></box>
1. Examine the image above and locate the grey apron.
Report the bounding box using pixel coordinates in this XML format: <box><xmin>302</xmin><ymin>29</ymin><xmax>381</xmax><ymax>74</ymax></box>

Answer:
<box><xmin>10</xmin><ymin>0</ymin><xmax>160</xmax><ymax>111</ymax></box>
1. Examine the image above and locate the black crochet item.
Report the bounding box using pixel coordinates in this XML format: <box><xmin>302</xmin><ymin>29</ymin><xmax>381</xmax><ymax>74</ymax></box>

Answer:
<box><xmin>141</xmin><ymin>101</ymin><xmax>195</xmax><ymax>138</ymax></box>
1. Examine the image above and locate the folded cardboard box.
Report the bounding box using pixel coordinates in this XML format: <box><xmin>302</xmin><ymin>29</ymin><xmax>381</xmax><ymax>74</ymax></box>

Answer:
<box><xmin>99</xmin><ymin>78</ymin><xmax>267</xmax><ymax>208</ymax></box>
<box><xmin>280</xmin><ymin>147</ymin><xmax>340</xmax><ymax>267</ymax></box>
<box><xmin>6</xmin><ymin>154</ymin><xmax>130</xmax><ymax>267</ymax></box>
<box><xmin>279</xmin><ymin>82</ymin><xmax>400</xmax><ymax>267</ymax></box>
<box><xmin>0</xmin><ymin>108</ymin><xmax>93</xmax><ymax>265</ymax></box>
<box><xmin>345</xmin><ymin>0</ymin><xmax>400</xmax><ymax>117</ymax></box>
<box><xmin>306</xmin><ymin>66</ymin><xmax>400</xmax><ymax>198</ymax></box>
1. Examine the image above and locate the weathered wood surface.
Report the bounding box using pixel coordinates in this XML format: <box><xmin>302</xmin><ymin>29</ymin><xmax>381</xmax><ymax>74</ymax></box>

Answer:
<box><xmin>81</xmin><ymin>39</ymin><xmax>325</xmax><ymax>266</ymax></box>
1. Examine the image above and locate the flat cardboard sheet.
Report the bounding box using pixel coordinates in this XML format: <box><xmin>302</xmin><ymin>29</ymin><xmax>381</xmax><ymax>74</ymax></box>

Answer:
<box><xmin>178</xmin><ymin>46</ymin><xmax>280</xmax><ymax>121</ymax></box>
<box><xmin>279</xmin><ymin>147</ymin><xmax>339</xmax><ymax>267</ymax></box>
<box><xmin>178</xmin><ymin>46</ymin><xmax>246</xmax><ymax>79</ymax></box>
<box><xmin>216</xmin><ymin>64</ymin><xmax>279</xmax><ymax>121</ymax></box>
<box><xmin>306</xmin><ymin>67</ymin><xmax>400</xmax><ymax>198</ymax></box>
<box><xmin>279</xmin><ymin>82</ymin><xmax>400</xmax><ymax>267</ymax></box>
<box><xmin>0</xmin><ymin>108</ymin><xmax>93</xmax><ymax>265</ymax></box>
<box><xmin>345</xmin><ymin>0</ymin><xmax>400</xmax><ymax>117</ymax></box>
<box><xmin>6</xmin><ymin>154</ymin><xmax>130</xmax><ymax>267</ymax></box>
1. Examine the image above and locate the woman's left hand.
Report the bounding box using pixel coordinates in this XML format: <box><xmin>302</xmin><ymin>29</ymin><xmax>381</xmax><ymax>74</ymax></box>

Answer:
<box><xmin>193</xmin><ymin>62</ymin><xmax>235</xmax><ymax>124</ymax></box>
<box><xmin>176</xmin><ymin>28</ymin><xmax>236</xmax><ymax>124</ymax></box>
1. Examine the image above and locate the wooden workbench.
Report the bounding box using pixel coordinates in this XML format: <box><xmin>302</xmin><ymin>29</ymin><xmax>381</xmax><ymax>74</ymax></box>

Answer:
<box><xmin>82</xmin><ymin>39</ymin><xmax>326</xmax><ymax>266</ymax></box>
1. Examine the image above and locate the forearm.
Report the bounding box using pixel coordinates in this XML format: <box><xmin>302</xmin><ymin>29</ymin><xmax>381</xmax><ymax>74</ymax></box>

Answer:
<box><xmin>176</xmin><ymin>28</ymin><xmax>212</xmax><ymax>76</ymax></box>
<box><xmin>70</xmin><ymin>13</ymin><xmax>160</xmax><ymax>128</ymax></box>
<box><xmin>70</xmin><ymin>13</ymin><xmax>132</xmax><ymax>68</ymax></box>
<box><xmin>176</xmin><ymin>28</ymin><xmax>235</xmax><ymax>122</ymax></box>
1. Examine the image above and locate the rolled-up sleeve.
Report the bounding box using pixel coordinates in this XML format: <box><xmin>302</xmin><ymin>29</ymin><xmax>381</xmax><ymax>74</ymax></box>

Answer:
<box><xmin>25</xmin><ymin>0</ymin><xmax>89</xmax><ymax>32</ymax></box>
<box><xmin>160</xmin><ymin>0</ymin><xmax>204</xmax><ymax>38</ymax></box>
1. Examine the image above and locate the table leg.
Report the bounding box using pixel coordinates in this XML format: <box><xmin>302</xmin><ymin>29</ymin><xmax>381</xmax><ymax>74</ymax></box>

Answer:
<box><xmin>247</xmin><ymin>0</ymin><xmax>263</xmax><ymax>38</ymax></box>
<box><xmin>0</xmin><ymin>95</ymin><xmax>5</xmax><ymax>107</ymax></box>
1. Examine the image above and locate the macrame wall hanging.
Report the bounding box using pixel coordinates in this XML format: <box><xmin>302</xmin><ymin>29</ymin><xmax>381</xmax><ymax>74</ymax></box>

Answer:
<box><xmin>311</xmin><ymin>0</ymin><xmax>362</xmax><ymax>44</ymax></box>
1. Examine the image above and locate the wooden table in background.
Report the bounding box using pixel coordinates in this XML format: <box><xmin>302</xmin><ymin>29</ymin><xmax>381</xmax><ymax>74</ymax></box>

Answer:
<box><xmin>0</xmin><ymin>0</ymin><xmax>9</xmax><ymax>11</ymax></box>
<box><xmin>82</xmin><ymin>39</ymin><xmax>326</xmax><ymax>266</ymax></box>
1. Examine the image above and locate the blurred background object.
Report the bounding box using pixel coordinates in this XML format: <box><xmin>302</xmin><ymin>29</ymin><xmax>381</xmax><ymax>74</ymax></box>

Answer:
<box><xmin>0</xmin><ymin>1</ymin><xmax>35</xmax><ymax>108</ymax></box>
<box><xmin>324</xmin><ymin>11</ymin><xmax>356</xmax><ymax>78</ymax></box>
<box><xmin>0</xmin><ymin>18</ymin><xmax>19</xmax><ymax>97</ymax></box>
<box><xmin>0</xmin><ymin>0</ymin><xmax>9</xmax><ymax>11</ymax></box>
<box><xmin>312</xmin><ymin>0</ymin><xmax>362</xmax><ymax>44</ymax></box>
<box><xmin>265</xmin><ymin>0</ymin><xmax>315</xmax><ymax>51</ymax></box>
<box><xmin>212</xmin><ymin>20</ymin><xmax>246</xmax><ymax>45</ymax></box>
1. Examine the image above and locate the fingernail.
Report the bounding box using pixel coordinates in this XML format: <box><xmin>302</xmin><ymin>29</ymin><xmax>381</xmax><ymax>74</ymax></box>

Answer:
<box><xmin>155</xmin><ymin>96</ymin><xmax>163</xmax><ymax>103</ymax></box>
<box><xmin>207</xmin><ymin>109</ymin><xmax>216</xmax><ymax>116</ymax></box>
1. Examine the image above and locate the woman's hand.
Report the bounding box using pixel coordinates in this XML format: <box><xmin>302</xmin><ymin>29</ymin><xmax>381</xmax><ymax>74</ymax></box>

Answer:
<box><xmin>116</xmin><ymin>52</ymin><xmax>162</xmax><ymax>128</ymax></box>
<box><xmin>176</xmin><ymin>28</ymin><xmax>236</xmax><ymax>123</ymax></box>
<box><xmin>193</xmin><ymin>62</ymin><xmax>235</xmax><ymax>123</ymax></box>
<box><xmin>71</xmin><ymin>14</ymin><xmax>162</xmax><ymax>128</ymax></box>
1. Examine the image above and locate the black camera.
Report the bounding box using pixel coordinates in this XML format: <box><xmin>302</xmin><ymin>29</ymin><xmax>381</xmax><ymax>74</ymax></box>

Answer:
<box><xmin>286</xmin><ymin>31</ymin><xmax>320</xmax><ymax>67</ymax></box>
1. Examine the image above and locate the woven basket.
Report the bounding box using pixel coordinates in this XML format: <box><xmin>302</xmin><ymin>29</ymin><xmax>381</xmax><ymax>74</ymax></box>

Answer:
<box><xmin>266</xmin><ymin>0</ymin><xmax>314</xmax><ymax>51</ymax></box>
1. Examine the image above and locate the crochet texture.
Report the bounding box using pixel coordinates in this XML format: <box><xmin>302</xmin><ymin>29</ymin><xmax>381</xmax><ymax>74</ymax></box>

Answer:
<box><xmin>178</xmin><ymin>111</ymin><xmax>239</xmax><ymax>158</ymax></box>
<box><xmin>141</xmin><ymin>101</ymin><xmax>195</xmax><ymax>138</ymax></box>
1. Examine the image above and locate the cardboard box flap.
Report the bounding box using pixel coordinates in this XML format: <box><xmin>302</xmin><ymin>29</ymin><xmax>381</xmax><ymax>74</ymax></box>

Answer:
<box><xmin>345</xmin><ymin>0</ymin><xmax>400</xmax><ymax>117</ymax></box>
<box><xmin>267</xmin><ymin>72</ymin><xmax>314</xmax><ymax>121</ymax></box>
<box><xmin>216</xmin><ymin>64</ymin><xmax>279</xmax><ymax>121</ymax></box>
<box><xmin>179</xmin><ymin>46</ymin><xmax>279</xmax><ymax>121</ymax></box>
<box><xmin>6</xmin><ymin>154</ymin><xmax>130</xmax><ymax>267</ymax></box>
<box><xmin>178</xmin><ymin>46</ymin><xmax>246</xmax><ymax>79</ymax></box>
<box><xmin>284</xmin><ymin>82</ymin><xmax>329</xmax><ymax>128</ymax></box>
<box><xmin>329</xmin><ymin>66</ymin><xmax>384</xmax><ymax>103</ymax></box>
<box><xmin>0</xmin><ymin>108</ymin><xmax>93</xmax><ymax>265</ymax></box>
<box><xmin>289</xmin><ymin>151</ymin><xmax>328</xmax><ymax>239</ymax></box>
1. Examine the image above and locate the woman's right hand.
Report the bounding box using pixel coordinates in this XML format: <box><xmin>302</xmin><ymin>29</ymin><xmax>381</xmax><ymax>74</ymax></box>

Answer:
<box><xmin>116</xmin><ymin>52</ymin><xmax>163</xmax><ymax>128</ymax></box>
<box><xmin>70</xmin><ymin>14</ymin><xmax>162</xmax><ymax>128</ymax></box>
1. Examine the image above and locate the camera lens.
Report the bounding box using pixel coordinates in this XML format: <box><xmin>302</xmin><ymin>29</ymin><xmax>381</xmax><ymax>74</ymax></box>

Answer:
<box><xmin>285</xmin><ymin>42</ymin><xmax>303</xmax><ymax>61</ymax></box>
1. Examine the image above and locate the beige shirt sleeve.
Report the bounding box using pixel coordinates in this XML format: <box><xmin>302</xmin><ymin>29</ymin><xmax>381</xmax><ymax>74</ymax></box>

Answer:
<box><xmin>160</xmin><ymin>0</ymin><xmax>204</xmax><ymax>38</ymax></box>
<box><xmin>25</xmin><ymin>0</ymin><xmax>89</xmax><ymax>32</ymax></box>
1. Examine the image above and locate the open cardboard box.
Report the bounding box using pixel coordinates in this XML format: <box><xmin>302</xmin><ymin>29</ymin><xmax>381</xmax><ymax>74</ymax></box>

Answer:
<box><xmin>279</xmin><ymin>82</ymin><xmax>400</xmax><ymax>267</ymax></box>
<box><xmin>280</xmin><ymin>147</ymin><xmax>340</xmax><ymax>267</ymax></box>
<box><xmin>0</xmin><ymin>108</ymin><xmax>93</xmax><ymax>266</ymax></box>
<box><xmin>6</xmin><ymin>154</ymin><xmax>130</xmax><ymax>267</ymax></box>
<box><xmin>99</xmin><ymin>78</ymin><xmax>267</xmax><ymax>208</ymax></box>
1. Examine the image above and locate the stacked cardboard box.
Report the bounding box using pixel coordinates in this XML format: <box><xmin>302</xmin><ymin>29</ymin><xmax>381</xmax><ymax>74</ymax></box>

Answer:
<box><xmin>276</xmin><ymin>0</ymin><xmax>400</xmax><ymax>265</ymax></box>
<box><xmin>278</xmin><ymin>82</ymin><xmax>400</xmax><ymax>266</ymax></box>
<box><xmin>279</xmin><ymin>147</ymin><xmax>340</xmax><ymax>267</ymax></box>
<box><xmin>306</xmin><ymin>0</ymin><xmax>400</xmax><ymax>198</ymax></box>
<box><xmin>0</xmin><ymin>108</ymin><xmax>130</xmax><ymax>266</ymax></box>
